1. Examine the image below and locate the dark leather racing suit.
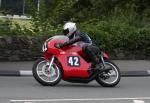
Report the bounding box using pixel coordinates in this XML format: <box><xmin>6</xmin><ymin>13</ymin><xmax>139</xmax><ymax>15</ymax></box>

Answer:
<box><xmin>60</xmin><ymin>31</ymin><xmax>101</xmax><ymax>65</ymax></box>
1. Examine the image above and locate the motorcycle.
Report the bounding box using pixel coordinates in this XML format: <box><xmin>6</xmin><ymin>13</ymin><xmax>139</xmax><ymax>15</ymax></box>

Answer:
<box><xmin>32</xmin><ymin>35</ymin><xmax>121</xmax><ymax>87</ymax></box>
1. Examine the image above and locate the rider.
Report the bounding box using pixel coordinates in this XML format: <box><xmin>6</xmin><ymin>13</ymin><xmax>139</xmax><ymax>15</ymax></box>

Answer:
<box><xmin>55</xmin><ymin>22</ymin><xmax>101</xmax><ymax>70</ymax></box>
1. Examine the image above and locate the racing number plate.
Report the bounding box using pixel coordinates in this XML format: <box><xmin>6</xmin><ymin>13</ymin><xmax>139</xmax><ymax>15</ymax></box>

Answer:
<box><xmin>67</xmin><ymin>56</ymin><xmax>80</xmax><ymax>67</ymax></box>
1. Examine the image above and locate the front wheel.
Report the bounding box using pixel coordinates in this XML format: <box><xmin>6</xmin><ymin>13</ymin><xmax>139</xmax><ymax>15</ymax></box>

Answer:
<box><xmin>96</xmin><ymin>60</ymin><xmax>121</xmax><ymax>87</ymax></box>
<box><xmin>32</xmin><ymin>58</ymin><xmax>62</xmax><ymax>86</ymax></box>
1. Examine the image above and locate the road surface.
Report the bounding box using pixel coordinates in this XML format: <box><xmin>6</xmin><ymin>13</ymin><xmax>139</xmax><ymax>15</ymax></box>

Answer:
<box><xmin>0</xmin><ymin>76</ymin><xmax>150</xmax><ymax>103</ymax></box>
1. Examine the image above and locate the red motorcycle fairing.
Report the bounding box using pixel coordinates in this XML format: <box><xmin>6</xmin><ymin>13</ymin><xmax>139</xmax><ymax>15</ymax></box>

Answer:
<box><xmin>102</xmin><ymin>52</ymin><xmax>109</xmax><ymax>60</ymax></box>
<box><xmin>56</xmin><ymin>53</ymin><xmax>91</xmax><ymax>79</ymax></box>
<box><xmin>42</xmin><ymin>35</ymin><xmax>109</xmax><ymax>80</ymax></box>
<box><xmin>43</xmin><ymin>53</ymin><xmax>91</xmax><ymax>80</ymax></box>
<box><xmin>42</xmin><ymin>37</ymin><xmax>90</xmax><ymax>79</ymax></box>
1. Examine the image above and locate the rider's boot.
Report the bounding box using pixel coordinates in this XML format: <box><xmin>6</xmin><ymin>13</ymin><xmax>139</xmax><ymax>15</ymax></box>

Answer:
<box><xmin>91</xmin><ymin>57</ymin><xmax>102</xmax><ymax>71</ymax></box>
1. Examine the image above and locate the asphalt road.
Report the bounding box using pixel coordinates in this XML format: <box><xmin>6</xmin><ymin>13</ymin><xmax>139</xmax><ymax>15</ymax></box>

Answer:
<box><xmin>0</xmin><ymin>77</ymin><xmax>150</xmax><ymax>103</ymax></box>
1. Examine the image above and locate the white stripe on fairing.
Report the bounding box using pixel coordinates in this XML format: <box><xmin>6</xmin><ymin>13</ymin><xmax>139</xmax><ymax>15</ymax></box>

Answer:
<box><xmin>133</xmin><ymin>100</ymin><xmax>145</xmax><ymax>103</ymax></box>
<box><xmin>10</xmin><ymin>97</ymin><xmax>150</xmax><ymax>102</ymax></box>
<box><xmin>20</xmin><ymin>70</ymin><xmax>32</xmax><ymax>76</ymax></box>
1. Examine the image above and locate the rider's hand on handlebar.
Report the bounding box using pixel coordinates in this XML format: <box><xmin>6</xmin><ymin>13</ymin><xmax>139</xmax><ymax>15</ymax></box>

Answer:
<box><xmin>55</xmin><ymin>43</ymin><xmax>63</xmax><ymax>49</ymax></box>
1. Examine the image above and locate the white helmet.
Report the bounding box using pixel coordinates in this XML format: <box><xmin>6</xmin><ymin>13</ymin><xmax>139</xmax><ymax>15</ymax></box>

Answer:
<box><xmin>63</xmin><ymin>22</ymin><xmax>77</xmax><ymax>36</ymax></box>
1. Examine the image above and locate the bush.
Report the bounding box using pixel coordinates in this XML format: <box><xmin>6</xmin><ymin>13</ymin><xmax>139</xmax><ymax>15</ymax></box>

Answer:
<box><xmin>0</xmin><ymin>19</ymin><xmax>36</xmax><ymax>36</ymax></box>
<box><xmin>0</xmin><ymin>19</ymin><xmax>12</xmax><ymax>35</ymax></box>
<box><xmin>79</xmin><ymin>20</ymin><xmax>150</xmax><ymax>59</ymax></box>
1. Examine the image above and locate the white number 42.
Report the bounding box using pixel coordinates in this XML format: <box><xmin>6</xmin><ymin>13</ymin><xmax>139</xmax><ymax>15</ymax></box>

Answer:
<box><xmin>68</xmin><ymin>56</ymin><xmax>80</xmax><ymax>67</ymax></box>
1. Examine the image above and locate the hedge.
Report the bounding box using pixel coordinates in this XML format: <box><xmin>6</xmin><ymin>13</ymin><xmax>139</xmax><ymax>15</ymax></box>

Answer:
<box><xmin>79</xmin><ymin>20</ymin><xmax>150</xmax><ymax>59</ymax></box>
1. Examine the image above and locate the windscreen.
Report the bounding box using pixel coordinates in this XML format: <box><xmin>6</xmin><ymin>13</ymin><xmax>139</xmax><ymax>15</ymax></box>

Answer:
<box><xmin>46</xmin><ymin>35</ymin><xmax>69</xmax><ymax>42</ymax></box>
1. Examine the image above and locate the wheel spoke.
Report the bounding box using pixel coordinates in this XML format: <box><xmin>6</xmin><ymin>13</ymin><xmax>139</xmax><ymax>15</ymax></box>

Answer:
<box><xmin>38</xmin><ymin>71</ymin><xmax>44</xmax><ymax>75</ymax></box>
<box><xmin>109</xmin><ymin>70</ymin><xmax>116</xmax><ymax>76</ymax></box>
<box><xmin>42</xmin><ymin>75</ymin><xmax>49</xmax><ymax>81</ymax></box>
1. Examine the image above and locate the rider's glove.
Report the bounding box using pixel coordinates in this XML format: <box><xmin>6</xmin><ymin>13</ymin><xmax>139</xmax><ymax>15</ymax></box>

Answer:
<box><xmin>55</xmin><ymin>43</ymin><xmax>63</xmax><ymax>48</ymax></box>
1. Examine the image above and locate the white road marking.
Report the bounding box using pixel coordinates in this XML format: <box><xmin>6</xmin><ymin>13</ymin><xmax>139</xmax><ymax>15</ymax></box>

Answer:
<box><xmin>20</xmin><ymin>70</ymin><xmax>32</xmax><ymax>76</ymax></box>
<box><xmin>133</xmin><ymin>100</ymin><xmax>145</xmax><ymax>103</ymax></box>
<box><xmin>147</xmin><ymin>70</ymin><xmax>150</xmax><ymax>75</ymax></box>
<box><xmin>10</xmin><ymin>97</ymin><xmax>150</xmax><ymax>102</ymax></box>
<box><xmin>24</xmin><ymin>102</ymin><xmax>35</xmax><ymax>103</ymax></box>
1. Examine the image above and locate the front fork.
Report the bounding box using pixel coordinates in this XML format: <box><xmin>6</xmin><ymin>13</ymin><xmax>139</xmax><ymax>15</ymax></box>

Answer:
<box><xmin>100</xmin><ymin>54</ymin><xmax>112</xmax><ymax>72</ymax></box>
<box><xmin>46</xmin><ymin>55</ymin><xmax>55</xmax><ymax>71</ymax></box>
<box><xmin>100</xmin><ymin>55</ymin><xmax>106</xmax><ymax>69</ymax></box>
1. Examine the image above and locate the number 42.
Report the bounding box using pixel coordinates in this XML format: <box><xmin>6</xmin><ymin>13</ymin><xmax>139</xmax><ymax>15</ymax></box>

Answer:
<box><xmin>68</xmin><ymin>56</ymin><xmax>80</xmax><ymax>67</ymax></box>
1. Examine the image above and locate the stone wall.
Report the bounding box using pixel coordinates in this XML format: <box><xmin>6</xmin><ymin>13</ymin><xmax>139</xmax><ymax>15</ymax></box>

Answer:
<box><xmin>0</xmin><ymin>36</ymin><xmax>149</xmax><ymax>61</ymax></box>
<box><xmin>0</xmin><ymin>36</ymin><xmax>49</xmax><ymax>61</ymax></box>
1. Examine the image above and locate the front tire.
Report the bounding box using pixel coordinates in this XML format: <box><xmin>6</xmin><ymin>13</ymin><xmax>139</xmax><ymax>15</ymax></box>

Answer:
<box><xmin>96</xmin><ymin>60</ymin><xmax>121</xmax><ymax>87</ymax></box>
<box><xmin>32</xmin><ymin>58</ymin><xmax>62</xmax><ymax>86</ymax></box>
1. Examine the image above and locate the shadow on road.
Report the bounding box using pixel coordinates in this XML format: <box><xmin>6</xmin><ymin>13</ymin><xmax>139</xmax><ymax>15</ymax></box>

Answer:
<box><xmin>32</xmin><ymin>81</ymin><xmax>121</xmax><ymax>89</ymax></box>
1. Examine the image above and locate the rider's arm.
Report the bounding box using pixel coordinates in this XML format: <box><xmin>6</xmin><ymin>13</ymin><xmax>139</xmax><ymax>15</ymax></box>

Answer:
<box><xmin>61</xmin><ymin>36</ymin><xmax>82</xmax><ymax>47</ymax></box>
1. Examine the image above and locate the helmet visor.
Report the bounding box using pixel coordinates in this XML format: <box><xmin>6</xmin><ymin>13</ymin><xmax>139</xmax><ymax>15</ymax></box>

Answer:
<box><xmin>63</xmin><ymin>29</ymin><xmax>69</xmax><ymax>35</ymax></box>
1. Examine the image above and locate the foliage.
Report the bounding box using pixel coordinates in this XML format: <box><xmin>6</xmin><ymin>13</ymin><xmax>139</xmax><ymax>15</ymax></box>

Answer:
<box><xmin>79</xmin><ymin>20</ymin><xmax>150</xmax><ymax>57</ymax></box>
<box><xmin>0</xmin><ymin>19</ymin><xmax>12</xmax><ymax>35</ymax></box>
<box><xmin>0</xmin><ymin>19</ymin><xmax>34</xmax><ymax>36</ymax></box>
<box><xmin>23</xmin><ymin>0</ymin><xmax>150</xmax><ymax>35</ymax></box>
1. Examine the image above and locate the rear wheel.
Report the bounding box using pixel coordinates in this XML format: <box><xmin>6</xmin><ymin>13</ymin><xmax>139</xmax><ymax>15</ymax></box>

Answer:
<box><xmin>32</xmin><ymin>58</ymin><xmax>62</xmax><ymax>86</ymax></box>
<box><xmin>96</xmin><ymin>60</ymin><xmax>121</xmax><ymax>87</ymax></box>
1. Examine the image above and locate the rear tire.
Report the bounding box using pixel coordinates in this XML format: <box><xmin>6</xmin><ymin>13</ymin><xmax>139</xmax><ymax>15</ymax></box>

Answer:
<box><xmin>32</xmin><ymin>58</ymin><xmax>62</xmax><ymax>86</ymax></box>
<box><xmin>96</xmin><ymin>60</ymin><xmax>121</xmax><ymax>87</ymax></box>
